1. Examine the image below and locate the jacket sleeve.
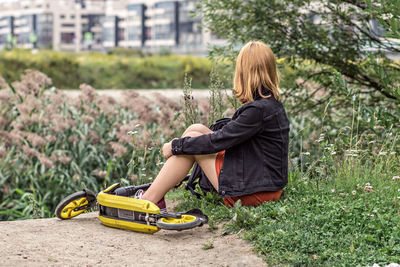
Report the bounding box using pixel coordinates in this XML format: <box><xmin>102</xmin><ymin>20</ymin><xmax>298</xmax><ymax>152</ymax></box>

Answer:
<box><xmin>171</xmin><ymin>105</ymin><xmax>263</xmax><ymax>155</ymax></box>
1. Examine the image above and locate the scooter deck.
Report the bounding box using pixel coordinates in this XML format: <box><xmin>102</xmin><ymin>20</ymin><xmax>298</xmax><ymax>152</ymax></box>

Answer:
<box><xmin>97</xmin><ymin>184</ymin><xmax>161</xmax><ymax>233</ymax></box>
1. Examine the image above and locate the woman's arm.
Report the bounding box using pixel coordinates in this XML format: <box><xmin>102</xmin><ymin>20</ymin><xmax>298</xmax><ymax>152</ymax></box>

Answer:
<box><xmin>171</xmin><ymin>105</ymin><xmax>263</xmax><ymax>155</ymax></box>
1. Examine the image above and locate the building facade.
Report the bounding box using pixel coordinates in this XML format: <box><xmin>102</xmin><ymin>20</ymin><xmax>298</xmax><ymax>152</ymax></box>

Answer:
<box><xmin>0</xmin><ymin>0</ymin><xmax>225</xmax><ymax>54</ymax></box>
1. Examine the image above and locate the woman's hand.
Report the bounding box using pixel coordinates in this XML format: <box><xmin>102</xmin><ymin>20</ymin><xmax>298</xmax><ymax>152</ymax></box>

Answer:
<box><xmin>162</xmin><ymin>142</ymin><xmax>173</xmax><ymax>159</ymax></box>
<box><xmin>162</xmin><ymin>138</ymin><xmax>178</xmax><ymax>159</ymax></box>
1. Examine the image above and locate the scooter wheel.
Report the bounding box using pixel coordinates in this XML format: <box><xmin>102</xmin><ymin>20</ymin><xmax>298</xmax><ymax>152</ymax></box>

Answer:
<box><xmin>156</xmin><ymin>214</ymin><xmax>202</xmax><ymax>230</ymax></box>
<box><xmin>55</xmin><ymin>191</ymin><xmax>91</xmax><ymax>220</ymax></box>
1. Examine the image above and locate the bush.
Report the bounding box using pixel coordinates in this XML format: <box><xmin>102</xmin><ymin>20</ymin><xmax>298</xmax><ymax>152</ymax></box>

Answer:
<box><xmin>0</xmin><ymin>49</ymin><xmax>213</xmax><ymax>89</ymax></box>
<box><xmin>0</xmin><ymin>70</ymin><xmax>188</xmax><ymax>220</ymax></box>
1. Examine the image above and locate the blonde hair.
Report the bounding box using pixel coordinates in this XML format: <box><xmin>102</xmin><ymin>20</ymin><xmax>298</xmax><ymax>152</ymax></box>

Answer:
<box><xmin>233</xmin><ymin>41</ymin><xmax>280</xmax><ymax>104</ymax></box>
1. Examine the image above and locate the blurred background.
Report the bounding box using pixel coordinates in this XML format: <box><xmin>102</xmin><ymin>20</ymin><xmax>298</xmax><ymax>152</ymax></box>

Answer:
<box><xmin>0</xmin><ymin>0</ymin><xmax>224</xmax><ymax>54</ymax></box>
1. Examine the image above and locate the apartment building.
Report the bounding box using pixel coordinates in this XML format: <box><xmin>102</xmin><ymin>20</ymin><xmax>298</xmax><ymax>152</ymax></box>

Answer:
<box><xmin>0</xmin><ymin>0</ymin><xmax>106</xmax><ymax>51</ymax></box>
<box><xmin>0</xmin><ymin>0</ymin><xmax>225</xmax><ymax>54</ymax></box>
<box><xmin>102</xmin><ymin>0</ymin><xmax>224</xmax><ymax>54</ymax></box>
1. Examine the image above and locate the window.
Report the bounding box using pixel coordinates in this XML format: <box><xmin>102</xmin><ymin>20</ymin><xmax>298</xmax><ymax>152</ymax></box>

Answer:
<box><xmin>61</xmin><ymin>32</ymin><xmax>74</xmax><ymax>44</ymax></box>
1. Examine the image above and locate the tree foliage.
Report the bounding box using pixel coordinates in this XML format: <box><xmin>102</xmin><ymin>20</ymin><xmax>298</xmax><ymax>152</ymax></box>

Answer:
<box><xmin>200</xmin><ymin>0</ymin><xmax>400</xmax><ymax>102</ymax></box>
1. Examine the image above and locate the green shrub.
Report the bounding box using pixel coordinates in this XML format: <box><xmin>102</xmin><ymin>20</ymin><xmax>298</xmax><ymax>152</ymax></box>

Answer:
<box><xmin>0</xmin><ymin>70</ymin><xmax>185</xmax><ymax>220</ymax></box>
<box><xmin>0</xmin><ymin>49</ymin><xmax>213</xmax><ymax>89</ymax></box>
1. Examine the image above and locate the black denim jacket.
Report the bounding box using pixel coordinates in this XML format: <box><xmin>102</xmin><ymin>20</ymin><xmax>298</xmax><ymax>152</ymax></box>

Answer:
<box><xmin>172</xmin><ymin>93</ymin><xmax>290</xmax><ymax>197</ymax></box>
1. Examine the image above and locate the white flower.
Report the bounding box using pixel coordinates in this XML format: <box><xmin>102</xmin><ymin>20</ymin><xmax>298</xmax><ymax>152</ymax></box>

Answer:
<box><xmin>127</xmin><ymin>130</ymin><xmax>138</xmax><ymax>135</ymax></box>
<box><xmin>373</xmin><ymin>210</ymin><xmax>377</xmax><ymax>213</ymax></box>
<box><xmin>393</xmin><ymin>176</ymin><xmax>400</xmax><ymax>180</ymax></box>
<box><xmin>331</xmin><ymin>151</ymin><xmax>337</xmax><ymax>155</ymax></box>
<box><xmin>352</xmin><ymin>190</ymin><xmax>356</xmax><ymax>195</ymax></box>
<box><xmin>331</xmin><ymin>189</ymin><xmax>335</xmax><ymax>193</ymax></box>
<box><xmin>378</xmin><ymin>151</ymin><xmax>387</xmax><ymax>156</ymax></box>
<box><xmin>301</xmin><ymin>152</ymin><xmax>310</xmax><ymax>155</ymax></box>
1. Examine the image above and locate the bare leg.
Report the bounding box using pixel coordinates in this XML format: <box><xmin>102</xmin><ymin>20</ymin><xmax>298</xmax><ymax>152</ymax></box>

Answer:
<box><xmin>142</xmin><ymin>124</ymin><xmax>219</xmax><ymax>203</ymax></box>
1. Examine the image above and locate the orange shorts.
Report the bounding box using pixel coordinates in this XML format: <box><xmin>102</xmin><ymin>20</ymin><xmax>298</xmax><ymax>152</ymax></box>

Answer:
<box><xmin>215</xmin><ymin>150</ymin><xmax>282</xmax><ymax>207</ymax></box>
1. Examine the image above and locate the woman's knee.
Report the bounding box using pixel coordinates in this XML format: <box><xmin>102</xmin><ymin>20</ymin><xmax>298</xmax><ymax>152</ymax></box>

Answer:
<box><xmin>183</xmin><ymin>124</ymin><xmax>212</xmax><ymax>136</ymax></box>
<box><xmin>182</xmin><ymin>130</ymin><xmax>203</xmax><ymax>138</ymax></box>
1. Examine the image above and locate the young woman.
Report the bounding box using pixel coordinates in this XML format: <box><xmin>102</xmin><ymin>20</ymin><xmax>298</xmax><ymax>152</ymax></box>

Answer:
<box><xmin>140</xmin><ymin>41</ymin><xmax>290</xmax><ymax>208</ymax></box>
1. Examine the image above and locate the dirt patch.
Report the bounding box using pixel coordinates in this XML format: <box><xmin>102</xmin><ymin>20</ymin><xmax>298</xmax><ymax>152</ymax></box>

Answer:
<box><xmin>0</xmin><ymin>205</ymin><xmax>266</xmax><ymax>266</ymax></box>
<box><xmin>62</xmin><ymin>89</ymin><xmax>211</xmax><ymax>102</ymax></box>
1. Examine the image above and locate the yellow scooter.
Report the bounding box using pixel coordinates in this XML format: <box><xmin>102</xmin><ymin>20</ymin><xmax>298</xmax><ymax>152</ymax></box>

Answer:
<box><xmin>55</xmin><ymin>183</ymin><xmax>207</xmax><ymax>234</ymax></box>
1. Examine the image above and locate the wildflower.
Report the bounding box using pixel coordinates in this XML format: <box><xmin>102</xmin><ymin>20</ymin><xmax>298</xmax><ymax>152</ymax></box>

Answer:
<box><xmin>92</xmin><ymin>169</ymin><xmax>107</xmax><ymax>179</ymax></box>
<box><xmin>45</xmin><ymin>135</ymin><xmax>57</xmax><ymax>143</ymax></box>
<box><xmin>81</xmin><ymin>115</ymin><xmax>94</xmax><ymax>125</ymax></box>
<box><xmin>393</xmin><ymin>176</ymin><xmax>400</xmax><ymax>180</ymax></box>
<box><xmin>9</xmin><ymin>129</ymin><xmax>24</xmax><ymax>145</ymax></box>
<box><xmin>127</xmin><ymin>131</ymin><xmax>138</xmax><ymax>135</ymax></box>
<box><xmin>51</xmin><ymin>151</ymin><xmax>71</xmax><ymax>165</ymax></box>
<box><xmin>352</xmin><ymin>190</ymin><xmax>356</xmax><ymax>195</ymax></box>
<box><xmin>51</xmin><ymin>114</ymin><xmax>68</xmax><ymax>133</ymax></box>
<box><xmin>30</xmin><ymin>113</ymin><xmax>41</xmax><ymax>123</ymax></box>
<box><xmin>373</xmin><ymin>209</ymin><xmax>378</xmax><ymax>213</ymax></box>
<box><xmin>12</xmin><ymin>70</ymin><xmax>51</xmax><ymax>97</ymax></box>
<box><xmin>26</xmin><ymin>133</ymin><xmax>46</xmax><ymax>148</ymax></box>
<box><xmin>302</xmin><ymin>152</ymin><xmax>310</xmax><ymax>155</ymax></box>
<box><xmin>331</xmin><ymin>151</ymin><xmax>336</xmax><ymax>155</ymax></box>
<box><xmin>58</xmin><ymin>156</ymin><xmax>71</xmax><ymax>164</ymax></box>
<box><xmin>0</xmin><ymin>147</ymin><xmax>6</xmax><ymax>158</ymax></box>
<box><xmin>130</xmin><ymin>174</ymin><xmax>138</xmax><ymax>182</ymax></box>
<box><xmin>67</xmin><ymin>119</ymin><xmax>76</xmax><ymax>127</ymax></box>
<box><xmin>88</xmin><ymin>130</ymin><xmax>100</xmax><ymax>144</ymax></box>
<box><xmin>79</xmin><ymin>83</ymin><xmax>96</xmax><ymax>102</ymax></box>
<box><xmin>48</xmin><ymin>92</ymin><xmax>64</xmax><ymax>105</ymax></box>
<box><xmin>16</xmin><ymin>103</ymin><xmax>31</xmax><ymax>116</ymax></box>
<box><xmin>117</xmin><ymin>124</ymin><xmax>135</xmax><ymax>144</ymax></box>
<box><xmin>109</xmin><ymin>142</ymin><xmax>128</xmax><ymax>157</ymax></box>
<box><xmin>39</xmin><ymin>155</ymin><xmax>54</xmax><ymax>168</ymax></box>
<box><xmin>72</xmin><ymin>174</ymin><xmax>80</xmax><ymax>181</ymax></box>
<box><xmin>339</xmin><ymin>193</ymin><xmax>345</xmax><ymax>197</ymax></box>
<box><xmin>68</xmin><ymin>136</ymin><xmax>79</xmax><ymax>143</ymax></box>
<box><xmin>331</xmin><ymin>189</ymin><xmax>335</xmax><ymax>193</ymax></box>
<box><xmin>317</xmin><ymin>133</ymin><xmax>325</xmax><ymax>143</ymax></box>
<box><xmin>364</xmin><ymin>183</ymin><xmax>374</xmax><ymax>192</ymax></box>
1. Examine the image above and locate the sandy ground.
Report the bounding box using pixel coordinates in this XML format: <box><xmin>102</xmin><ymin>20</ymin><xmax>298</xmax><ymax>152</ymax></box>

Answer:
<box><xmin>0</xmin><ymin>204</ymin><xmax>266</xmax><ymax>267</ymax></box>
<box><xmin>63</xmin><ymin>89</ymin><xmax>211</xmax><ymax>101</ymax></box>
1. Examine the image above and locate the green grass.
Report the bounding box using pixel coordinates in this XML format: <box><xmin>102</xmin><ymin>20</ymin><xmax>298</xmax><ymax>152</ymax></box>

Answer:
<box><xmin>170</xmin><ymin>155</ymin><xmax>400</xmax><ymax>266</ymax></box>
